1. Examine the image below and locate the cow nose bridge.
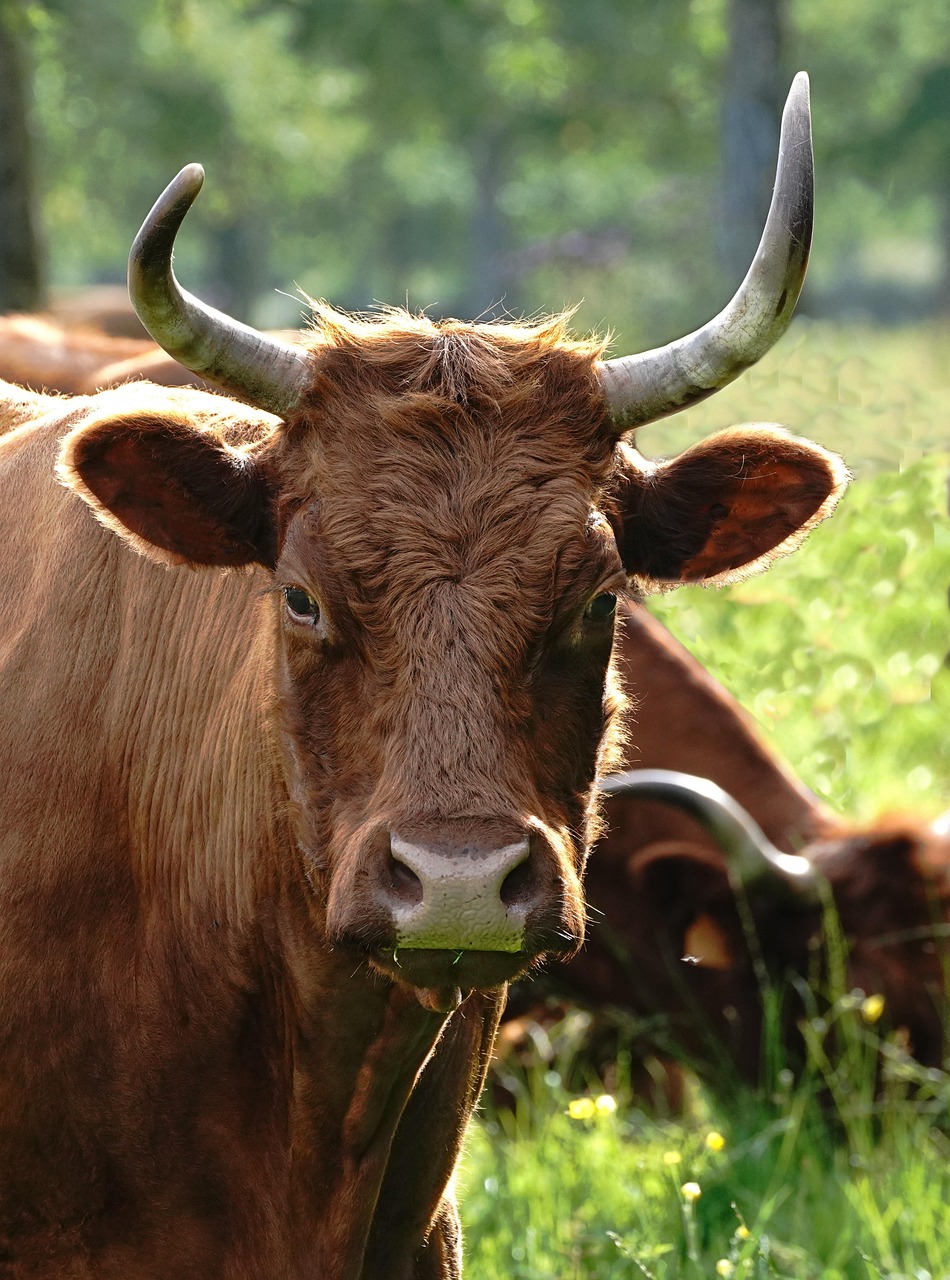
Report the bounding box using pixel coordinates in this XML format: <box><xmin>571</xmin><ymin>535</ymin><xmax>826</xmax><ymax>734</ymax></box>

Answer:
<box><xmin>387</xmin><ymin>833</ymin><xmax>532</xmax><ymax>952</ymax></box>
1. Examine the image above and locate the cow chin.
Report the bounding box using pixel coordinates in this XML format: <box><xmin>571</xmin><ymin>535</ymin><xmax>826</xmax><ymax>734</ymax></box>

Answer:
<box><xmin>343</xmin><ymin>929</ymin><xmax>582</xmax><ymax>997</ymax></box>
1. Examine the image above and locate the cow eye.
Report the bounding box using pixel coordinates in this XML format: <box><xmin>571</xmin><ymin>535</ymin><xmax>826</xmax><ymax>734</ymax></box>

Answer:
<box><xmin>584</xmin><ymin>592</ymin><xmax>617</xmax><ymax>624</ymax></box>
<box><xmin>283</xmin><ymin>586</ymin><xmax>320</xmax><ymax>624</ymax></box>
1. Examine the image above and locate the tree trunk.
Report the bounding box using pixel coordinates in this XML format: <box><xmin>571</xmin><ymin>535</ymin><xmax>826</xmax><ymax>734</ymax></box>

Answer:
<box><xmin>464</xmin><ymin>131</ymin><xmax>508</xmax><ymax>319</ymax></box>
<box><xmin>0</xmin><ymin>3</ymin><xmax>43</xmax><ymax>312</ymax></box>
<box><xmin>720</xmin><ymin>0</ymin><xmax>786</xmax><ymax>286</ymax></box>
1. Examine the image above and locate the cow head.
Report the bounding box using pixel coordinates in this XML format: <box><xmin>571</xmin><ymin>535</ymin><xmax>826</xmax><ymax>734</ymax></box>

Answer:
<box><xmin>58</xmin><ymin>76</ymin><xmax>847</xmax><ymax>1005</ymax></box>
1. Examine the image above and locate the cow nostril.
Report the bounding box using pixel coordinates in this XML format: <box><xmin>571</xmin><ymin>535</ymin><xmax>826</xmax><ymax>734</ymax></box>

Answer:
<box><xmin>500</xmin><ymin>858</ymin><xmax>537</xmax><ymax>909</ymax></box>
<box><xmin>387</xmin><ymin>854</ymin><xmax>424</xmax><ymax>907</ymax></box>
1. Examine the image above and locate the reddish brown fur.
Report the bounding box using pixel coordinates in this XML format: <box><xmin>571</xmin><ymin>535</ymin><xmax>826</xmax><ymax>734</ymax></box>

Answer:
<box><xmin>519</xmin><ymin>601</ymin><xmax>950</xmax><ymax>1091</ymax></box>
<box><xmin>0</xmin><ymin>305</ymin><xmax>845</xmax><ymax>1276</ymax></box>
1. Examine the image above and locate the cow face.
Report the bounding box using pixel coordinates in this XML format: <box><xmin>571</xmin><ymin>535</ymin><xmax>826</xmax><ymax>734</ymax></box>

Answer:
<box><xmin>59</xmin><ymin>313</ymin><xmax>846</xmax><ymax>999</ymax></box>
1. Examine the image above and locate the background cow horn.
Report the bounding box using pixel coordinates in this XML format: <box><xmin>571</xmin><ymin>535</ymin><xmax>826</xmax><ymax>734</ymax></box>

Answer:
<box><xmin>128</xmin><ymin>163</ymin><xmax>311</xmax><ymax>417</ymax></box>
<box><xmin>599</xmin><ymin>767</ymin><xmax>818</xmax><ymax>896</ymax></box>
<box><xmin>598</xmin><ymin>72</ymin><xmax>813</xmax><ymax>432</ymax></box>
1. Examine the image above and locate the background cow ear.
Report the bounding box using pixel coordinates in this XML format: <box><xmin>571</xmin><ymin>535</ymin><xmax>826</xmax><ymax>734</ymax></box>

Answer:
<box><xmin>635</xmin><ymin>840</ymin><xmax>740</xmax><ymax>970</ymax></box>
<box><xmin>58</xmin><ymin>408</ymin><xmax>277</xmax><ymax>569</ymax></box>
<box><xmin>613</xmin><ymin>427</ymin><xmax>849</xmax><ymax>586</ymax></box>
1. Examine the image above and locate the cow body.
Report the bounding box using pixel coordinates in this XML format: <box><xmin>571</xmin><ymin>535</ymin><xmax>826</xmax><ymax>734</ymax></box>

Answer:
<box><xmin>0</xmin><ymin>305</ymin><xmax>842</xmax><ymax>1275</ymax></box>
<box><xmin>0</xmin><ymin>314</ymin><xmax>211</xmax><ymax>395</ymax></box>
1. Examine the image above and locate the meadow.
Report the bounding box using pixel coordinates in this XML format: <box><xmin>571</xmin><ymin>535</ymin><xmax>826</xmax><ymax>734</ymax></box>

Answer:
<box><xmin>460</xmin><ymin>321</ymin><xmax>950</xmax><ymax>1278</ymax></box>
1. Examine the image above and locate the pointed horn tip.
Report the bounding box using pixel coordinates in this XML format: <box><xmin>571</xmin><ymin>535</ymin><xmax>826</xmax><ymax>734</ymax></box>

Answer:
<box><xmin>146</xmin><ymin>164</ymin><xmax>205</xmax><ymax>226</ymax></box>
<box><xmin>172</xmin><ymin>163</ymin><xmax>205</xmax><ymax>201</ymax></box>
<box><xmin>784</xmin><ymin>72</ymin><xmax>811</xmax><ymax>124</ymax></box>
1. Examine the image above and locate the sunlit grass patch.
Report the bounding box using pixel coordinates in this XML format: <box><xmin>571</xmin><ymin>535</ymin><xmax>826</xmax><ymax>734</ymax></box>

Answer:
<box><xmin>461</xmin><ymin>989</ymin><xmax>950</xmax><ymax>1278</ymax></box>
<box><xmin>648</xmin><ymin>448</ymin><xmax>950</xmax><ymax>818</ymax></box>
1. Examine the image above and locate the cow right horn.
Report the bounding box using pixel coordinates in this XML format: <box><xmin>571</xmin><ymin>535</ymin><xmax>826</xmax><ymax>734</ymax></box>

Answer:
<box><xmin>598</xmin><ymin>72</ymin><xmax>813</xmax><ymax>432</ymax></box>
<box><xmin>599</xmin><ymin>768</ymin><xmax>818</xmax><ymax>897</ymax></box>
<box><xmin>128</xmin><ymin>164</ymin><xmax>312</xmax><ymax>418</ymax></box>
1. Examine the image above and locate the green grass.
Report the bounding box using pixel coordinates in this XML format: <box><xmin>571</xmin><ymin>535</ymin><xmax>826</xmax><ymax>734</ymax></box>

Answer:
<box><xmin>461</xmin><ymin>991</ymin><xmax>950</xmax><ymax>1279</ymax></box>
<box><xmin>459</xmin><ymin>322</ymin><xmax>950</xmax><ymax>1277</ymax></box>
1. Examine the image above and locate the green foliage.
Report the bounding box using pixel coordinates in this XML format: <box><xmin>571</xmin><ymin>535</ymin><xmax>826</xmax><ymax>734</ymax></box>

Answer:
<box><xmin>18</xmin><ymin>0</ymin><xmax>950</xmax><ymax>332</ymax></box>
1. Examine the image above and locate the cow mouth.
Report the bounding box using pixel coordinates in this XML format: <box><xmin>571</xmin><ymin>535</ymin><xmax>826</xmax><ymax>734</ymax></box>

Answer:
<box><xmin>371</xmin><ymin>946</ymin><xmax>535</xmax><ymax>993</ymax></box>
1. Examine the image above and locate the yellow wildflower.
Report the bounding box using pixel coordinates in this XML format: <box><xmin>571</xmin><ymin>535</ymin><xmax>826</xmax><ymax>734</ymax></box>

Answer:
<box><xmin>594</xmin><ymin>1093</ymin><xmax>617</xmax><ymax>1115</ymax></box>
<box><xmin>716</xmin><ymin>1262</ymin><xmax>735</xmax><ymax>1278</ymax></box>
<box><xmin>861</xmin><ymin>993</ymin><xmax>885</xmax><ymax>1024</ymax></box>
<box><xmin>567</xmin><ymin>1097</ymin><xmax>596</xmax><ymax>1120</ymax></box>
<box><xmin>680</xmin><ymin>1181</ymin><xmax>702</xmax><ymax>1202</ymax></box>
<box><xmin>735</xmin><ymin>1225</ymin><xmax>751</xmax><ymax>1240</ymax></box>
<box><xmin>662</xmin><ymin>1150</ymin><xmax>682</xmax><ymax>1165</ymax></box>
<box><xmin>705</xmin><ymin>1130</ymin><xmax>726</xmax><ymax>1152</ymax></box>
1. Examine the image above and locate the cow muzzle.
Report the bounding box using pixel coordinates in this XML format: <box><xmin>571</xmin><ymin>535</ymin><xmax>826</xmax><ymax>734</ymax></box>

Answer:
<box><xmin>327</xmin><ymin>817</ymin><xmax>582</xmax><ymax>989</ymax></box>
<box><xmin>388</xmin><ymin>832</ymin><xmax>531</xmax><ymax>952</ymax></box>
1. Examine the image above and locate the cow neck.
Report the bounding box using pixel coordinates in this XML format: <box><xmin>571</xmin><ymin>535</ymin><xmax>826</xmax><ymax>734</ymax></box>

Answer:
<box><xmin>112</xmin><ymin>558</ymin><xmax>466</xmax><ymax>1274</ymax></box>
<box><xmin>274</xmin><ymin>882</ymin><xmax>454</xmax><ymax>1278</ymax></box>
<box><xmin>113</xmin><ymin>559</ymin><xmax>287</xmax><ymax>929</ymax></box>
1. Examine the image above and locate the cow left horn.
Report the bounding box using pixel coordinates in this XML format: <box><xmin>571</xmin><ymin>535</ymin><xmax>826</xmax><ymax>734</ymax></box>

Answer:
<box><xmin>598</xmin><ymin>72</ymin><xmax>813</xmax><ymax>432</ymax></box>
<box><xmin>599</xmin><ymin>768</ymin><xmax>818</xmax><ymax>897</ymax></box>
<box><xmin>128</xmin><ymin>164</ymin><xmax>311</xmax><ymax>417</ymax></box>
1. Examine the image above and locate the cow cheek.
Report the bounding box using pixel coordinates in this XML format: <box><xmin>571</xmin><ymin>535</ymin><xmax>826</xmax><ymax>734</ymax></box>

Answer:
<box><xmin>276</xmin><ymin>652</ymin><xmax>378</xmax><ymax>877</ymax></box>
<box><xmin>529</xmin><ymin>645</ymin><xmax>618</xmax><ymax>856</ymax></box>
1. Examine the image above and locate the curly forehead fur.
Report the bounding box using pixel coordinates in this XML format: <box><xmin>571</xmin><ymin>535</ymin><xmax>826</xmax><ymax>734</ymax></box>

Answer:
<box><xmin>274</xmin><ymin>306</ymin><xmax>622</xmax><ymax>615</ymax></box>
<box><xmin>284</xmin><ymin>304</ymin><xmax>612</xmax><ymax>460</ymax></box>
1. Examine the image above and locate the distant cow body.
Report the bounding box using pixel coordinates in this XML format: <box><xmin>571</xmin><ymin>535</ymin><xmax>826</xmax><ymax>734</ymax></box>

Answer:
<box><xmin>0</xmin><ymin>78</ymin><xmax>844</xmax><ymax>1276</ymax></box>
<box><xmin>530</xmin><ymin>603</ymin><xmax>949</xmax><ymax>1089</ymax></box>
<box><xmin>0</xmin><ymin>312</ymin><xmax>213</xmax><ymax>395</ymax></box>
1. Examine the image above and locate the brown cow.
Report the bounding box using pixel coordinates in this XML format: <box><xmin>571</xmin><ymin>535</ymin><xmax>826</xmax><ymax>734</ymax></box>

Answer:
<box><xmin>0</xmin><ymin>77</ymin><xmax>844</xmax><ymax>1276</ymax></box>
<box><xmin>0</xmin><ymin>312</ymin><xmax>304</xmax><ymax>396</ymax></box>
<box><xmin>47</xmin><ymin>284</ymin><xmax>152</xmax><ymax>338</ymax></box>
<box><xmin>525</xmin><ymin>602</ymin><xmax>949</xmax><ymax>1092</ymax></box>
<box><xmin>0</xmin><ymin>313</ymin><xmax>209</xmax><ymax>395</ymax></box>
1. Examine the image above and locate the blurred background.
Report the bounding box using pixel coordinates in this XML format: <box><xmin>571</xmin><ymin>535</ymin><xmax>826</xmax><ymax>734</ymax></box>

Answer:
<box><xmin>1</xmin><ymin>0</ymin><xmax>949</xmax><ymax>343</ymax></box>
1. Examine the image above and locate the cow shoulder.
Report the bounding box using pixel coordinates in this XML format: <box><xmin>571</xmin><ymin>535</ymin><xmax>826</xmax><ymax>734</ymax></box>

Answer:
<box><xmin>611</xmin><ymin>425</ymin><xmax>848</xmax><ymax>586</ymax></box>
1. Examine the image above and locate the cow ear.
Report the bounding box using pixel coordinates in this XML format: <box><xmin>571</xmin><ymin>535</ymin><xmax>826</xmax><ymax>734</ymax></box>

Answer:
<box><xmin>613</xmin><ymin>427</ymin><xmax>849</xmax><ymax>586</ymax></box>
<box><xmin>58</xmin><ymin>406</ymin><xmax>277</xmax><ymax>569</ymax></box>
<box><xmin>635</xmin><ymin>841</ymin><xmax>739</xmax><ymax>970</ymax></box>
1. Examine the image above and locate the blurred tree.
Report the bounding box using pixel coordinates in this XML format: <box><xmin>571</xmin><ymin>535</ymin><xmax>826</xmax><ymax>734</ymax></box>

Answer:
<box><xmin>0</xmin><ymin>1</ymin><xmax>43</xmax><ymax>311</ymax></box>
<box><xmin>887</xmin><ymin>65</ymin><xmax>950</xmax><ymax>315</ymax></box>
<box><xmin>720</xmin><ymin>0</ymin><xmax>786</xmax><ymax>285</ymax></box>
<box><xmin>11</xmin><ymin>0</ymin><xmax>949</xmax><ymax>337</ymax></box>
<box><xmin>262</xmin><ymin>0</ymin><xmax>718</xmax><ymax>323</ymax></box>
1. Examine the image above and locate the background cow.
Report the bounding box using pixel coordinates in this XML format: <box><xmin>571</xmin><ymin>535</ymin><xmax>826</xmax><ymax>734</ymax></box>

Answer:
<box><xmin>0</xmin><ymin>311</ymin><xmax>218</xmax><ymax>395</ymax></box>
<box><xmin>501</xmin><ymin>602</ymin><xmax>949</xmax><ymax>1098</ymax></box>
